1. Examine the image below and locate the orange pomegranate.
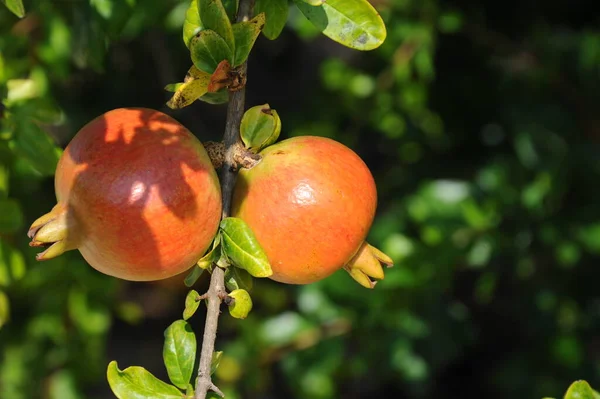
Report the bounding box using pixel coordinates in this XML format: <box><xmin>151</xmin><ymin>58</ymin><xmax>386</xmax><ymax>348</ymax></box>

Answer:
<box><xmin>232</xmin><ymin>136</ymin><xmax>391</xmax><ymax>287</ymax></box>
<box><xmin>28</xmin><ymin>108</ymin><xmax>222</xmax><ymax>281</ymax></box>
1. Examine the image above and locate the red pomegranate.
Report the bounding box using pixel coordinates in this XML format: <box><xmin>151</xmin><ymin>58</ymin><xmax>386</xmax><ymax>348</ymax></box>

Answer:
<box><xmin>28</xmin><ymin>108</ymin><xmax>222</xmax><ymax>281</ymax></box>
<box><xmin>232</xmin><ymin>136</ymin><xmax>392</xmax><ymax>288</ymax></box>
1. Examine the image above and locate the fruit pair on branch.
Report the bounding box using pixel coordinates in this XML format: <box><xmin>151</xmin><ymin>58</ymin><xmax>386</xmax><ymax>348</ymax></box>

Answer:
<box><xmin>27</xmin><ymin>107</ymin><xmax>392</xmax><ymax>290</ymax></box>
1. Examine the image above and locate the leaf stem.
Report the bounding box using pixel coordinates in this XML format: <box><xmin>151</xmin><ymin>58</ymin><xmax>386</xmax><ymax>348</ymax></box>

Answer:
<box><xmin>194</xmin><ymin>1</ymin><xmax>255</xmax><ymax>398</ymax></box>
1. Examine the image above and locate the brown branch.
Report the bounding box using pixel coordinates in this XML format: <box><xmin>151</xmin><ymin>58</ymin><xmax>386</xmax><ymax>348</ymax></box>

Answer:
<box><xmin>194</xmin><ymin>1</ymin><xmax>255</xmax><ymax>398</ymax></box>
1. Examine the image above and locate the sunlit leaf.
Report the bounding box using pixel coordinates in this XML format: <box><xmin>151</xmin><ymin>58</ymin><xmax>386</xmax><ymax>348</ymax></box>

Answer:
<box><xmin>240</xmin><ymin>103</ymin><xmax>281</xmax><ymax>150</ymax></box>
<box><xmin>107</xmin><ymin>361</ymin><xmax>182</xmax><ymax>399</ymax></box>
<box><xmin>163</xmin><ymin>320</ymin><xmax>196</xmax><ymax>389</ymax></box>
<box><xmin>294</xmin><ymin>0</ymin><xmax>386</xmax><ymax>50</ymax></box>
<box><xmin>0</xmin><ymin>290</ymin><xmax>9</xmax><ymax>328</ymax></box>
<box><xmin>211</xmin><ymin>351</ymin><xmax>223</xmax><ymax>375</ymax></box>
<box><xmin>564</xmin><ymin>381</ymin><xmax>596</xmax><ymax>399</ymax></box>
<box><xmin>183</xmin><ymin>0</ymin><xmax>203</xmax><ymax>47</ymax></box>
<box><xmin>220</xmin><ymin>217</ymin><xmax>272</xmax><ymax>278</ymax></box>
<box><xmin>254</xmin><ymin>0</ymin><xmax>288</xmax><ymax>40</ymax></box>
<box><xmin>166</xmin><ymin>66</ymin><xmax>211</xmax><ymax>109</ymax></box>
<box><xmin>190</xmin><ymin>29</ymin><xmax>234</xmax><ymax>74</ymax></box>
<box><xmin>198</xmin><ymin>0</ymin><xmax>235</xmax><ymax>50</ymax></box>
<box><xmin>228</xmin><ymin>289</ymin><xmax>253</xmax><ymax>319</ymax></box>
<box><xmin>197</xmin><ymin>238</ymin><xmax>221</xmax><ymax>269</ymax></box>
<box><xmin>1</xmin><ymin>0</ymin><xmax>25</xmax><ymax>18</ymax></box>
<box><xmin>183</xmin><ymin>290</ymin><xmax>202</xmax><ymax>320</ymax></box>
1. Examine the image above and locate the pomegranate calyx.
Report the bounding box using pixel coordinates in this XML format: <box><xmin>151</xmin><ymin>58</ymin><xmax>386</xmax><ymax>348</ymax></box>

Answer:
<box><xmin>343</xmin><ymin>242</ymin><xmax>394</xmax><ymax>289</ymax></box>
<box><xmin>28</xmin><ymin>204</ymin><xmax>78</xmax><ymax>261</ymax></box>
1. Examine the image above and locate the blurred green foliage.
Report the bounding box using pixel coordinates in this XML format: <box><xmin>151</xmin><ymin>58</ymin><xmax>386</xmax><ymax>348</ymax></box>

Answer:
<box><xmin>1</xmin><ymin>0</ymin><xmax>600</xmax><ymax>398</ymax></box>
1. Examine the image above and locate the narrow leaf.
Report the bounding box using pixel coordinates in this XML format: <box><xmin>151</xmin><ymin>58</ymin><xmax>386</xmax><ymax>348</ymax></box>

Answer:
<box><xmin>294</xmin><ymin>0</ymin><xmax>387</xmax><ymax>51</ymax></box>
<box><xmin>211</xmin><ymin>351</ymin><xmax>223</xmax><ymax>375</ymax></box>
<box><xmin>107</xmin><ymin>361</ymin><xmax>183</xmax><ymax>399</ymax></box>
<box><xmin>190</xmin><ymin>29</ymin><xmax>234</xmax><ymax>74</ymax></box>
<box><xmin>166</xmin><ymin>66</ymin><xmax>211</xmax><ymax>109</ymax></box>
<box><xmin>198</xmin><ymin>0</ymin><xmax>235</xmax><ymax>50</ymax></box>
<box><xmin>164</xmin><ymin>83</ymin><xmax>184</xmax><ymax>93</ymax></box>
<box><xmin>184</xmin><ymin>266</ymin><xmax>205</xmax><ymax>287</ymax></box>
<box><xmin>183</xmin><ymin>290</ymin><xmax>202</xmax><ymax>320</ymax></box>
<box><xmin>232</xmin><ymin>13</ymin><xmax>265</xmax><ymax>66</ymax></box>
<box><xmin>0</xmin><ymin>290</ymin><xmax>9</xmax><ymax>328</ymax></box>
<box><xmin>255</xmin><ymin>0</ymin><xmax>288</xmax><ymax>40</ymax></box>
<box><xmin>183</xmin><ymin>0</ymin><xmax>203</xmax><ymax>48</ymax></box>
<box><xmin>197</xmin><ymin>239</ymin><xmax>221</xmax><ymax>269</ymax></box>
<box><xmin>1</xmin><ymin>0</ymin><xmax>25</xmax><ymax>18</ymax></box>
<box><xmin>220</xmin><ymin>217</ymin><xmax>272</xmax><ymax>278</ymax></box>
<box><xmin>163</xmin><ymin>320</ymin><xmax>197</xmax><ymax>389</ymax></box>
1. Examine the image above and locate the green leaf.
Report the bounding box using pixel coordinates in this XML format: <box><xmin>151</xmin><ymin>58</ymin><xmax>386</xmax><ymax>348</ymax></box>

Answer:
<box><xmin>301</xmin><ymin>0</ymin><xmax>324</xmax><ymax>4</ymax></box>
<box><xmin>0</xmin><ymin>164</ymin><xmax>8</xmax><ymax>199</ymax></box>
<box><xmin>294</xmin><ymin>0</ymin><xmax>386</xmax><ymax>51</ymax></box>
<box><xmin>198</xmin><ymin>90</ymin><xmax>229</xmax><ymax>104</ymax></box>
<box><xmin>211</xmin><ymin>351</ymin><xmax>223</xmax><ymax>375</ymax></box>
<box><xmin>166</xmin><ymin>66</ymin><xmax>211</xmax><ymax>109</ymax></box>
<box><xmin>163</xmin><ymin>320</ymin><xmax>196</xmax><ymax>389</ymax></box>
<box><xmin>232</xmin><ymin>13</ymin><xmax>265</xmax><ymax>66</ymax></box>
<box><xmin>6</xmin><ymin>79</ymin><xmax>39</xmax><ymax>103</ymax></box>
<box><xmin>183</xmin><ymin>0</ymin><xmax>203</xmax><ymax>48</ymax></box>
<box><xmin>164</xmin><ymin>83</ymin><xmax>184</xmax><ymax>93</ymax></box>
<box><xmin>0</xmin><ymin>239</ymin><xmax>26</xmax><ymax>287</ymax></box>
<box><xmin>240</xmin><ymin>103</ymin><xmax>281</xmax><ymax>151</ymax></box>
<box><xmin>224</xmin><ymin>266</ymin><xmax>254</xmax><ymax>292</ymax></box>
<box><xmin>222</xmin><ymin>0</ymin><xmax>238</xmax><ymax>21</ymax></box>
<box><xmin>0</xmin><ymin>199</ymin><xmax>23</xmax><ymax>233</ymax></box>
<box><xmin>11</xmin><ymin>119</ymin><xmax>61</xmax><ymax>176</ymax></box>
<box><xmin>198</xmin><ymin>0</ymin><xmax>235</xmax><ymax>50</ymax></box>
<box><xmin>1</xmin><ymin>0</ymin><xmax>25</xmax><ymax>18</ymax></box>
<box><xmin>107</xmin><ymin>361</ymin><xmax>183</xmax><ymax>399</ymax></box>
<box><xmin>197</xmin><ymin>237</ymin><xmax>221</xmax><ymax>269</ymax></box>
<box><xmin>220</xmin><ymin>217</ymin><xmax>272</xmax><ymax>278</ymax></box>
<box><xmin>228</xmin><ymin>289</ymin><xmax>253</xmax><ymax>319</ymax></box>
<box><xmin>190</xmin><ymin>29</ymin><xmax>234</xmax><ymax>74</ymax></box>
<box><xmin>184</xmin><ymin>266</ymin><xmax>205</xmax><ymax>287</ymax></box>
<box><xmin>183</xmin><ymin>290</ymin><xmax>202</xmax><ymax>320</ymax></box>
<box><xmin>255</xmin><ymin>0</ymin><xmax>289</xmax><ymax>40</ymax></box>
<box><xmin>564</xmin><ymin>381</ymin><xmax>596</xmax><ymax>399</ymax></box>
<box><xmin>0</xmin><ymin>290</ymin><xmax>9</xmax><ymax>328</ymax></box>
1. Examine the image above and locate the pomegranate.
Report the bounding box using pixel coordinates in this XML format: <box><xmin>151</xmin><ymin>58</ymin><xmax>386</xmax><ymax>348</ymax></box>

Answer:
<box><xmin>28</xmin><ymin>108</ymin><xmax>222</xmax><ymax>281</ymax></box>
<box><xmin>231</xmin><ymin>136</ymin><xmax>392</xmax><ymax>288</ymax></box>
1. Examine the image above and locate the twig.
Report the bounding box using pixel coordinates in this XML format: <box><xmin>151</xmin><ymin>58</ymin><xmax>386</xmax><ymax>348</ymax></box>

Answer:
<box><xmin>194</xmin><ymin>1</ymin><xmax>255</xmax><ymax>398</ymax></box>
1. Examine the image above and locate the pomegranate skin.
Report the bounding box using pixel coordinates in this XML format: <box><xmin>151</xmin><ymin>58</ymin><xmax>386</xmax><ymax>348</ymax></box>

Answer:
<box><xmin>232</xmin><ymin>136</ymin><xmax>377</xmax><ymax>284</ymax></box>
<box><xmin>54</xmin><ymin>108</ymin><xmax>221</xmax><ymax>281</ymax></box>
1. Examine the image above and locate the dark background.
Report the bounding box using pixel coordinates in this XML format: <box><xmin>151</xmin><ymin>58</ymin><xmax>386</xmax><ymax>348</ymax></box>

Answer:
<box><xmin>1</xmin><ymin>0</ymin><xmax>600</xmax><ymax>398</ymax></box>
